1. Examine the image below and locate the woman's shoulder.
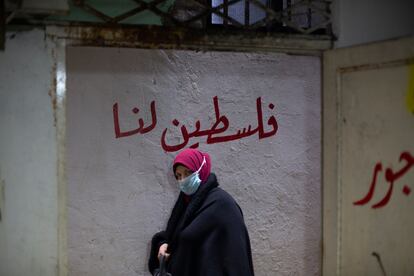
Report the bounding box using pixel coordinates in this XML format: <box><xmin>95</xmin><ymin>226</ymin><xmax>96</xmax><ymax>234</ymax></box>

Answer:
<box><xmin>199</xmin><ymin>173</ymin><xmax>243</xmax><ymax>214</ymax></box>
<box><xmin>202</xmin><ymin>187</ymin><xmax>246</xmax><ymax>226</ymax></box>
<box><xmin>206</xmin><ymin>187</ymin><xmax>240</xmax><ymax>210</ymax></box>
<box><xmin>208</xmin><ymin>186</ymin><xmax>232</xmax><ymax>200</ymax></box>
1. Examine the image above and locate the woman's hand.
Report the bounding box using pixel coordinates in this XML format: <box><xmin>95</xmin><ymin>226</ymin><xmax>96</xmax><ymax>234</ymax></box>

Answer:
<box><xmin>158</xmin><ymin>243</ymin><xmax>170</xmax><ymax>260</ymax></box>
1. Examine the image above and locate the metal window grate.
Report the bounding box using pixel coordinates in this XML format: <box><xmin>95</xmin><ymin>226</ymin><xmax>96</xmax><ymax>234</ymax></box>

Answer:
<box><xmin>3</xmin><ymin>0</ymin><xmax>333</xmax><ymax>52</ymax></box>
<box><xmin>51</xmin><ymin>0</ymin><xmax>332</xmax><ymax>35</ymax></box>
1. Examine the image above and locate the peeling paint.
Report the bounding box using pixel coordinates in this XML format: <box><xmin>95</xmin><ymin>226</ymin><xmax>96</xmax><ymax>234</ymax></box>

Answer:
<box><xmin>46</xmin><ymin>25</ymin><xmax>331</xmax><ymax>55</ymax></box>
<box><xmin>338</xmin><ymin>58</ymin><xmax>414</xmax><ymax>74</ymax></box>
<box><xmin>406</xmin><ymin>64</ymin><xmax>414</xmax><ymax>114</ymax></box>
<box><xmin>49</xmin><ymin>48</ymin><xmax>58</xmax><ymax>127</ymax></box>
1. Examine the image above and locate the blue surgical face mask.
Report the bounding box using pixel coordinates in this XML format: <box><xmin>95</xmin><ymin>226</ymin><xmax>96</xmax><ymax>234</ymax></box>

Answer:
<box><xmin>178</xmin><ymin>157</ymin><xmax>206</xmax><ymax>195</ymax></box>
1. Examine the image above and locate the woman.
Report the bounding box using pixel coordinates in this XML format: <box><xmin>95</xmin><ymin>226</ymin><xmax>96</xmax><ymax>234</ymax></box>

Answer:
<box><xmin>148</xmin><ymin>148</ymin><xmax>255</xmax><ymax>276</ymax></box>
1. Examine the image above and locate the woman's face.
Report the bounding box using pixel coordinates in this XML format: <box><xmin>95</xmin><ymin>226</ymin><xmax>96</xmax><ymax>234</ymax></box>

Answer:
<box><xmin>175</xmin><ymin>165</ymin><xmax>193</xmax><ymax>181</ymax></box>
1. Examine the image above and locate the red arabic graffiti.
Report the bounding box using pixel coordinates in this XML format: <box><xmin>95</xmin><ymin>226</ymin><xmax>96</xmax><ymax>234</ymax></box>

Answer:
<box><xmin>112</xmin><ymin>96</ymin><xmax>278</xmax><ymax>152</ymax></box>
<box><xmin>354</xmin><ymin>151</ymin><xmax>414</xmax><ymax>209</ymax></box>
<box><xmin>113</xmin><ymin>100</ymin><xmax>157</xmax><ymax>138</ymax></box>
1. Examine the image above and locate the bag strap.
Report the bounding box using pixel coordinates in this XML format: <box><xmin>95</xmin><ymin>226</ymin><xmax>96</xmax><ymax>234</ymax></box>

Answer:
<box><xmin>158</xmin><ymin>255</ymin><xmax>167</xmax><ymax>276</ymax></box>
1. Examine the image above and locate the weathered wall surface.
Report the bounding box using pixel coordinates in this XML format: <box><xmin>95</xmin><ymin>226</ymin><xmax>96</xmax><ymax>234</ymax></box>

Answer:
<box><xmin>66</xmin><ymin>47</ymin><xmax>321</xmax><ymax>276</ymax></box>
<box><xmin>0</xmin><ymin>29</ymin><xmax>58</xmax><ymax>276</ymax></box>
<box><xmin>323</xmin><ymin>36</ymin><xmax>414</xmax><ymax>276</ymax></box>
<box><xmin>340</xmin><ymin>64</ymin><xmax>414</xmax><ymax>276</ymax></box>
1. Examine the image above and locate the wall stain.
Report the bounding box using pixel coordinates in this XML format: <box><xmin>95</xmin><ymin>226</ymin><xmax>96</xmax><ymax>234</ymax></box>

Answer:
<box><xmin>406</xmin><ymin>64</ymin><xmax>414</xmax><ymax>114</ymax></box>
<box><xmin>372</xmin><ymin>251</ymin><xmax>387</xmax><ymax>276</ymax></box>
<box><xmin>49</xmin><ymin>47</ymin><xmax>58</xmax><ymax>128</ymax></box>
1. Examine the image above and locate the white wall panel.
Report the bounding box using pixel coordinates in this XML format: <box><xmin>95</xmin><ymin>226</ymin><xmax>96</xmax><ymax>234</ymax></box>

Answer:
<box><xmin>340</xmin><ymin>64</ymin><xmax>414</xmax><ymax>275</ymax></box>
<box><xmin>66</xmin><ymin>47</ymin><xmax>321</xmax><ymax>276</ymax></box>
<box><xmin>0</xmin><ymin>29</ymin><xmax>58</xmax><ymax>276</ymax></box>
<box><xmin>323</xmin><ymin>36</ymin><xmax>414</xmax><ymax>276</ymax></box>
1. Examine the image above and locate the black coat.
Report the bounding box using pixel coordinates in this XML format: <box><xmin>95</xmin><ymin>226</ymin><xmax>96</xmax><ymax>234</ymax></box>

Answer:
<box><xmin>148</xmin><ymin>173</ymin><xmax>254</xmax><ymax>276</ymax></box>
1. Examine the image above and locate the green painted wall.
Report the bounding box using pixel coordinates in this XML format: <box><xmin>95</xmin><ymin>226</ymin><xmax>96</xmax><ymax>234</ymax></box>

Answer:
<box><xmin>48</xmin><ymin>0</ymin><xmax>175</xmax><ymax>25</ymax></box>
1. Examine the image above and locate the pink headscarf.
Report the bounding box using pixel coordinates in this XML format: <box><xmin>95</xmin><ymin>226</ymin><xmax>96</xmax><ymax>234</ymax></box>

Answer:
<box><xmin>173</xmin><ymin>148</ymin><xmax>211</xmax><ymax>184</ymax></box>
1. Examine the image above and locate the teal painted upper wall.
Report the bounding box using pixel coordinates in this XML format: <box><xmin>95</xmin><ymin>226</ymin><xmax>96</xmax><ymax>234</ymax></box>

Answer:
<box><xmin>48</xmin><ymin>0</ymin><xmax>175</xmax><ymax>25</ymax></box>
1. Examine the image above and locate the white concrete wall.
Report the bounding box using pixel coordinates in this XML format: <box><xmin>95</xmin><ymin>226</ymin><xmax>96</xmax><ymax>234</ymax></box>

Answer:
<box><xmin>66</xmin><ymin>47</ymin><xmax>321</xmax><ymax>276</ymax></box>
<box><xmin>0</xmin><ymin>29</ymin><xmax>59</xmax><ymax>276</ymax></box>
<box><xmin>0</xmin><ymin>28</ymin><xmax>322</xmax><ymax>276</ymax></box>
<box><xmin>332</xmin><ymin>0</ymin><xmax>414</xmax><ymax>48</ymax></box>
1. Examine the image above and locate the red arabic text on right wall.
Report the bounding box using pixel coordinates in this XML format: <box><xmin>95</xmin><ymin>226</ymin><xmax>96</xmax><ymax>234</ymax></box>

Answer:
<box><xmin>354</xmin><ymin>151</ymin><xmax>413</xmax><ymax>209</ymax></box>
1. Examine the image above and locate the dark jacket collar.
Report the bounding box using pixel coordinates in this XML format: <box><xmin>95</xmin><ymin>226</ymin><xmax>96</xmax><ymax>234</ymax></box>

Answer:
<box><xmin>184</xmin><ymin>173</ymin><xmax>219</xmax><ymax>224</ymax></box>
<box><xmin>166</xmin><ymin>173</ymin><xmax>219</xmax><ymax>251</ymax></box>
